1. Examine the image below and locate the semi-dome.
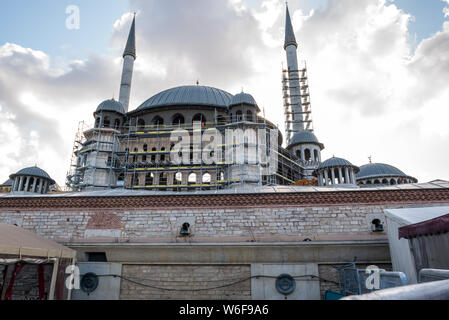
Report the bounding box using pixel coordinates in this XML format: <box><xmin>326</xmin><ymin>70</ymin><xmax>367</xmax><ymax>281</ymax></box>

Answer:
<box><xmin>1</xmin><ymin>179</ymin><xmax>13</xmax><ymax>186</ymax></box>
<box><xmin>289</xmin><ymin>130</ymin><xmax>324</xmax><ymax>149</ymax></box>
<box><xmin>10</xmin><ymin>166</ymin><xmax>55</xmax><ymax>185</ymax></box>
<box><xmin>318</xmin><ymin>157</ymin><xmax>359</xmax><ymax>173</ymax></box>
<box><xmin>96</xmin><ymin>99</ymin><xmax>125</xmax><ymax>115</ymax></box>
<box><xmin>356</xmin><ymin>163</ymin><xmax>417</xmax><ymax>181</ymax></box>
<box><xmin>229</xmin><ymin>92</ymin><xmax>258</xmax><ymax>109</ymax></box>
<box><xmin>137</xmin><ymin>85</ymin><xmax>233</xmax><ymax>111</ymax></box>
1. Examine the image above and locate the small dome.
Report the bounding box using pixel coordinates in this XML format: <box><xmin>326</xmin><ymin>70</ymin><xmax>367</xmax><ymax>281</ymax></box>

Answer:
<box><xmin>1</xmin><ymin>179</ymin><xmax>13</xmax><ymax>186</ymax></box>
<box><xmin>96</xmin><ymin>99</ymin><xmax>125</xmax><ymax>114</ymax></box>
<box><xmin>318</xmin><ymin>157</ymin><xmax>359</xmax><ymax>173</ymax></box>
<box><xmin>10</xmin><ymin>166</ymin><xmax>55</xmax><ymax>185</ymax></box>
<box><xmin>229</xmin><ymin>92</ymin><xmax>258</xmax><ymax>108</ymax></box>
<box><xmin>289</xmin><ymin>130</ymin><xmax>324</xmax><ymax>149</ymax></box>
<box><xmin>137</xmin><ymin>85</ymin><xmax>233</xmax><ymax>111</ymax></box>
<box><xmin>356</xmin><ymin>163</ymin><xmax>417</xmax><ymax>182</ymax></box>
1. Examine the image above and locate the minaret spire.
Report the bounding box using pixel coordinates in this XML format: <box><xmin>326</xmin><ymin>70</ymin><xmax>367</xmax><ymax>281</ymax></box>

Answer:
<box><xmin>119</xmin><ymin>13</ymin><xmax>136</xmax><ymax>112</ymax></box>
<box><xmin>284</xmin><ymin>4</ymin><xmax>297</xmax><ymax>50</ymax></box>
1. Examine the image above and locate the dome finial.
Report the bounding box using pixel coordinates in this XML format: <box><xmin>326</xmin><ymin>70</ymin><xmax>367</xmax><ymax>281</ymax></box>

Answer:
<box><xmin>368</xmin><ymin>155</ymin><xmax>372</xmax><ymax>164</ymax></box>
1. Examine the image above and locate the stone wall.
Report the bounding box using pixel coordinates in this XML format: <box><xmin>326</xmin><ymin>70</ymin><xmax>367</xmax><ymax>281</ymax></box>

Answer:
<box><xmin>119</xmin><ymin>264</ymin><xmax>251</xmax><ymax>300</ymax></box>
<box><xmin>0</xmin><ymin>264</ymin><xmax>53</xmax><ymax>300</ymax></box>
<box><xmin>0</xmin><ymin>202</ymin><xmax>447</xmax><ymax>242</ymax></box>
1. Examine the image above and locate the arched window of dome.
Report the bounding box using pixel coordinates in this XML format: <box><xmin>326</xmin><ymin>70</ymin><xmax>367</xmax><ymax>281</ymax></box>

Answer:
<box><xmin>192</xmin><ymin>114</ymin><xmax>207</xmax><ymax>127</ymax></box>
<box><xmin>137</xmin><ymin>119</ymin><xmax>145</xmax><ymax>130</ymax></box>
<box><xmin>390</xmin><ymin>179</ymin><xmax>396</xmax><ymax>185</ymax></box>
<box><xmin>313</xmin><ymin>149</ymin><xmax>318</xmax><ymax>161</ymax></box>
<box><xmin>374</xmin><ymin>179</ymin><xmax>380</xmax><ymax>184</ymax></box>
<box><xmin>246</xmin><ymin>110</ymin><xmax>253</xmax><ymax>122</ymax></box>
<box><xmin>152</xmin><ymin>116</ymin><xmax>164</xmax><ymax>127</ymax></box>
<box><xmin>172</xmin><ymin>114</ymin><xmax>185</xmax><ymax>126</ymax></box>
<box><xmin>145</xmin><ymin>173</ymin><xmax>154</xmax><ymax>186</ymax></box>
<box><xmin>114</xmin><ymin>119</ymin><xmax>121</xmax><ymax>129</ymax></box>
<box><xmin>202</xmin><ymin>173</ymin><xmax>211</xmax><ymax>184</ymax></box>
<box><xmin>366</xmin><ymin>180</ymin><xmax>372</xmax><ymax>184</ymax></box>
<box><xmin>103</xmin><ymin>117</ymin><xmax>110</xmax><ymax>128</ymax></box>
<box><xmin>236</xmin><ymin>110</ymin><xmax>243</xmax><ymax>122</ymax></box>
<box><xmin>296</xmin><ymin>150</ymin><xmax>301</xmax><ymax>159</ymax></box>
<box><xmin>188</xmin><ymin>173</ymin><xmax>197</xmax><ymax>185</ymax></box>
<box><xmin>151</xmin><ymin>147</ymin><xmax>157</xmax><ymax>162</ymax></box>
<box><xmin>304</xmin><ymin>149</ymin><xmax>311</xmax><ymax>161</ymax></box>
<box><xmin>95</xmin><ymin>117</ymin><xmax>100</xmax><ymax>128</ymax></box>
<box><xmin>175</xmin><ymin>172</ymin><xmax>183</xmax><ymax>185</ymax></box>
<box><xmin>382</xmin><ymin>179</ymin><xmax>388</xmax><ymax>184</ymax></box>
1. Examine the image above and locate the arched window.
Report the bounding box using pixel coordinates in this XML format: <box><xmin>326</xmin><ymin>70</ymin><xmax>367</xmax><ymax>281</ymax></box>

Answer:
<box><xmin>304</xmin><ymin>149</ymin><xmax>311</xmax><ymax>161</ymax></box>
<box><xmin>390</xmin><ymin>179</ymin><xmax>397</xmax><ymax>185</ymax></box>
<box><xmin>236</xmin><ymin>110</ymin><xmax>243</xmax><ymax>121</ymax></box>
<box><xmin>202</xmin><ymin>173</ymin><xmax>211</xmax><ymax>184</ymax></box>
<box><xmin>246</xmin><ymin>110</ymin><xmax>253</xmax><ymax>122</ymax></box>
<box><xmin>374</xmin><ymin>179</ymin><xmax>380</xmax><ymax>184</ymax></box>
<box><xmin>192</xmin><ymin>114</ymin><xmax>206</xmax><ymax>126</ymax></box>
<box><xmin>28</xmin><ymin>177</ymin><xmax>34</xmax><ymax>192</ymax></box>
<box><xmin>313</xmin><ymin>149</ymin><xmax>319</xmax><ymax>161</ymax></box>
<box><xmin>172</xmin><ymin>114</ymin><xmax>185</xmax><ymax>126</ymax></box>
<box><xmin>160</xmin><ymin>147</ymin><xmax>166</xmax><ymax>162</ymax></box>
<box><xmin>95</xmin><ymin>117</ymin><xmax>100</xmax><ymax>128</ymax></box>
<box><xmin>382</xmin><ymin>179</ymin><xmax>388</xmax><ymax>184</ymax></box>
<box><xmin>152</xmin><ymin>116</ymin><xmax>164</xmax><ymax>126</ymax></box>
<box><xmin>366</xmin><ymin>180</ymin><xmax>372</xmax><ymax>184</ymax></box>
<box><xmin>188</xmin><ymin>173</ymin><xmax>197</xmax><ymax>185</ymax></box>
<box><xmin>103</xmin><ymin>117</ymin><xmax>110</xmax><ymax>128</ymax></box>
<box><xmin>133</xmin><ymin>147</ymin><xmax>138</xmax><ymax>162</ymax></box>
<box><xmin>137</xmin><ymin>119</ymin><xmax>145</xmax><ymax>130</ymax></box>
<box><xmin>217</xmin><ymin>171</ymin><xmax>225</xmax><ymax>182</ymax></box>
<box><xmin>175</xmin><ymin>172</ymin><xmax>183</xmax><ymax>185</ymax></box>
<box><xmin>296</xmin><ymin>150</ymin><xmax>301</xmax><ymax>159</ymax></box>
<box><xmin>114</xmin><ymin>119</ymin><xmax>121</xmax><ymax>129</ymax></box>
<box><xmin>145</xmin><ymin>173</ymin><xmax>154</xmax><ymax>186</ymax></box>
<box><xmin>151</xmin><ymin>147</ymin><xmax>157</xmax><ymax>162</ymax></box>
<box><xmin>159</xmin><ymin>173</ymin><xmax>167</xmax><ymax>185</ymax></box>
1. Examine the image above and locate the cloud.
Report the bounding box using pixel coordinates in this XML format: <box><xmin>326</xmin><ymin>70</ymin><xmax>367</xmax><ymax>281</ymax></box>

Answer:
<box><xmin>0</xmin><ymin>0</ymin><xmax>448</xmax><ymax>186</ymax></box>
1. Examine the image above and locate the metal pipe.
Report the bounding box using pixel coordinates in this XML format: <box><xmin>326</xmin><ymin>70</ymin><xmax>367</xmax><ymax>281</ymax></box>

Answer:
<box><xmin>342</xmin><ymin>279</ymin><xmax>449</xmax><ymax>300</ymax></box>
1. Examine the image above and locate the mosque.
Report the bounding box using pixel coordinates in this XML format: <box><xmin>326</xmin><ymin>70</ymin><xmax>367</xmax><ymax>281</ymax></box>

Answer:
<box><xmin>1</xmin><ymin>6</ymin><xmax>446</xmax><ymax>301</ymax></box>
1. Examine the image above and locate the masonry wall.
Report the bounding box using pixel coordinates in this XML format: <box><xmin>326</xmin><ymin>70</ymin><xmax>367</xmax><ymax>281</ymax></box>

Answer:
<box><xmin>0</xmin><ymin>202</ymin><xmax>448</xmax><ymax>242</ymax></box>
<box><xmin>119</xmin><ymin>264</ymin><xmax>251</xmax><ymax>300</ymax></box>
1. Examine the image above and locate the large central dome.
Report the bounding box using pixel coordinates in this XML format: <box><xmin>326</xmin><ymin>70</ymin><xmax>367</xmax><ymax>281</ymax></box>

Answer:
<box><xmin>137</xmin><ymin>85</ymin><xmax>233</xmax><ymax>111</ymax></box>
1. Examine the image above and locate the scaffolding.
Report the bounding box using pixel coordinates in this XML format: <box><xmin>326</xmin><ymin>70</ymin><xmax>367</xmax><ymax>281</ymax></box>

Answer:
<box><xmin>66</xmin><ymin>113</ymin><xmax>306</xmax><ymax>192</ymax></box>
<box><xmin>282</xmin><ymin>60</ymin><xmax>314</xmax><ymax>145</ymax></box>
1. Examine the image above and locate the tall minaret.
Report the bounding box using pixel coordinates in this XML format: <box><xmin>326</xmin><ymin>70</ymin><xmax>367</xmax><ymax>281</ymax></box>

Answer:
<box><xmin>119</xmin><ymin>14</ymin><xmax>136</xmax><ymax>113</ymax></box>
<box><xmin>283</xmin><ymin>4</ymin><xmax>304</xmax><ymax>144</ymax></box>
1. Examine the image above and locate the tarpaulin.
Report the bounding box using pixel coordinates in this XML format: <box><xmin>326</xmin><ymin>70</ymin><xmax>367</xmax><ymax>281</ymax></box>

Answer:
<box><xmin>399</xmin><ymin>213</ymin><xmax>449</xmax><ymax>239</ymax></box>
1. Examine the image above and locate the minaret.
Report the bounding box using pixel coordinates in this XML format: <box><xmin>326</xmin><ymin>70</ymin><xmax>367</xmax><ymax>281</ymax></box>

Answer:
<box><xmin>119</xmin><ymin>14</ymin><xmax>136</xmax><ymax>113</ymax></box>
<box><xmin>283</xmin><ymin>4</ymin><xmax>304</xmax><ymax>144</ymax></box>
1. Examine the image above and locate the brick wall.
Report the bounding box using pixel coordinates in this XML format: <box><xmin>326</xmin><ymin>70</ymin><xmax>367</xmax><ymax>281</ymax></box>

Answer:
<box><xmin>0</xmin><ymin>202</ymin><xmax>447</xmax><ymax>242</ymax></box>
<box><xmin>119</xmin><ymin>264</ymin><xmax>251</xmax><ymax>300</ymax></box>
<box><xmin>0</xmin><ymin>264</ymin><xmax>53</xmax><ymax>300</ymax></box>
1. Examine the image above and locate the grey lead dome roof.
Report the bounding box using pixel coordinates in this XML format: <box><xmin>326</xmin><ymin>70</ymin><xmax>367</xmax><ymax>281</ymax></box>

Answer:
<box><xmin>137</xmin><ymin>85</ymin><xmax>233</xmax><ymax>111</ymax></box>
<box><xmin>96</xmin><ymin>99</ymin><xmax>125</xmax><ymax>114</ymax></box>
<box><xmin>229</xmin><ymin>92</ymin><xmax>258</xmax><ymax>108</ymax></box>
<box><xmin>356</xmin><ymin>163</ymin><xmax>417</xmax><ymax>181</ymax></box>
<box><xmin>317</xmin><ymin>157</ymin><xmax>360</xmax><ymax>173</ymax></box>
<box><xmin>10</xmin><ymin>166</ymin><xmax>55</xmax><ymax>185</ymax></box>
<box><xmin>288</xmin><ymin>130</ymin><xmax>324</xmax><ymax>149</ymax></box>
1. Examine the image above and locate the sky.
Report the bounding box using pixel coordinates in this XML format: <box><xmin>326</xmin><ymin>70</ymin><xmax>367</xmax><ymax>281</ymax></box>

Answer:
<box><xmin>0</xmin><ymin>0</ymin><xmax>448</xmax><ymax>187</ymax></box>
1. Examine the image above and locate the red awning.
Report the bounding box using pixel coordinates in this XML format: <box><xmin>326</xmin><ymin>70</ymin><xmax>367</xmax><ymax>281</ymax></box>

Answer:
<box><xmin>399</xmin><ymin>213</ymin><xmax>449</xmax><ymax>239</ymax></box>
